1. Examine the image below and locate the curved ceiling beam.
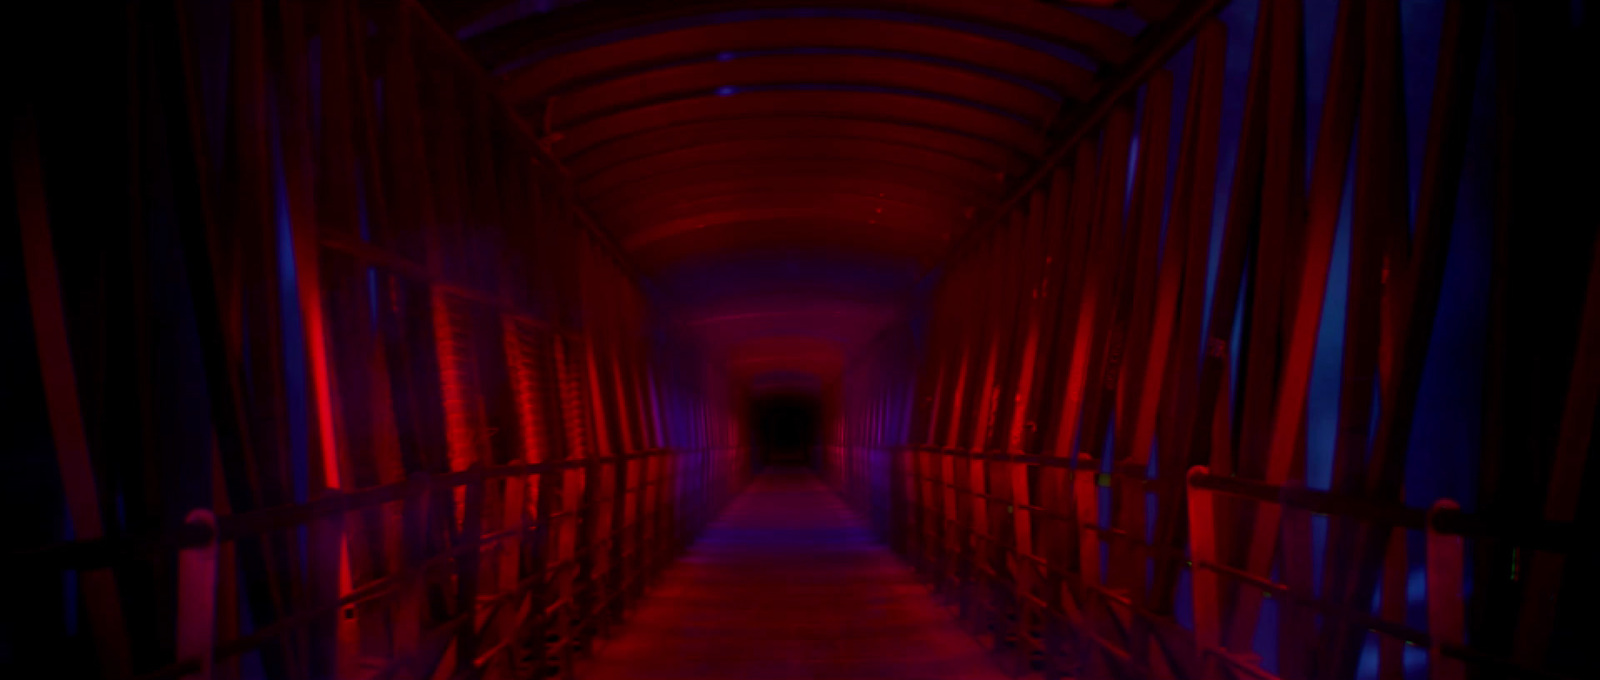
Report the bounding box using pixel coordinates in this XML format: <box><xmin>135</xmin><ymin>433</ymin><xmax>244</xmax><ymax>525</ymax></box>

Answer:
<box><xmin>655</xmin><ymin>252</ymin><xmax>919</xmax><ymax>307</ymax></box>
<box><xmin>620</xmin><ymin>203</ymin><xmax>952</xmax><ymax>250</ymax></box>
<box><xmin>725</xmin><ymin>335</ymin><xmax>846</xmax><ymax>360</ymax></box>
<box><xmin>596</xmin><ymin>180</ymin><xmax>974</xmax><ymax>225</ymax></box>
<box><xmin>688</xmin><ymin>300</ymin><xmax>901</xmax><ymax>348</ymax></box>
<box><xmin>567</xmin><ymin>116</ymin><xmax>1029</xmax><ymax>180</ymax></box>
<box><xmin>580</xmin><ymin>160</ymin><xmax>1002</xmax><ymax>208</ymax></box>
<box><xmin>745</xmin><ymin>373</ymin><xmax>827</xmax><ymax>394</ymax></box>
<box><xmin>578</xmin><ymin>139</ymin><xmax>1008</xmax><ymax>200</ymax></box>
<box><xmin>608</xmin><ymin>190</ymin><xmax>960</xmax><ymax>231</ymax></box>
<box><xmin>542</xmin><ymin>54</ymin><xmax>1060</xmax><ymax>129</ymax></box>
<box><xmin>496</xmin><ymin>18</ymin><xmax>1096</xmax><ymax>103</ymax></box>
<box><xmin>469</xmin><ymin>1</ymin><xmax>1134</xmax><ymax>71</ymax></box>
<box><xmin>730</xmin><ymin>355</ymin><xmax>845</xmax><ymax>382</ymax></box>
<box><xmin>629</xmin><ymin>217</ymin><xmax>947</xmax><ymax>271</ymax></box>
<box><xmin>928</xmin><ymin>0</ymin><xmax>1225</xmax><ymax>275</ymax></box>
<box><xmin>419</xmin><ymin>0</ymin><xmax>507</xmax><ymax>32</ymax></box>
<box><xmin>549</xmin><ymin>90</ymin><xmax>1045</xmax><ymax>158</ymax></box>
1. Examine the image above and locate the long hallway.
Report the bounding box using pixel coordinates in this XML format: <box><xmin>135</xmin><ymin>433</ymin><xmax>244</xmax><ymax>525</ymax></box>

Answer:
<box><xmin>9</xmin><ymin>1</ymin><xmax>1600</xmax><ymax>679</ymax></box>
<box><xmin>581</xmin><ymin>470</ymin><xmax>1009</xmax><ymax>680</ymax></box>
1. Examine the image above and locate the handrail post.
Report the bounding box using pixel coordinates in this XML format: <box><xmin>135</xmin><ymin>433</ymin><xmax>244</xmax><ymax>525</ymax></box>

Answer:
<box><xmin>1426</xmin><ymin>500</ymin><xmax>1465</xmax><ymax>680</ymax></box>
<box><xmin>177</xmin><ymin>509</ymin><xmax>220</xmax><ymax>680</ymax></box>
<box><xmin>1186</xmin><ymin>466</ymin><xmax>1221</xmax><ymax>654</ymax></box>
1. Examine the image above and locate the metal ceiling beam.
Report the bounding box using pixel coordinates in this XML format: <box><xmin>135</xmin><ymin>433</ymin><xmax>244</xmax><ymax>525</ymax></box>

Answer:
<box><xmin>581</xmin><ymin>149</ymin><xmax>1005</xmax><ymax>205</ymax></box>
<box><xmin>467</xmin><ymin>0</ymin><xmax>1134</xmax><ymax>70</ymax></box>
<box><xmin>407</xmin><ymin>0</ymin><xmax>644</xmax><ymax>283</ymax></box>
<box><xmin>497</xmin><ymin>19</ymin><xmax>1095</xmax><ymax>104</ymax></box>
<box><xmin>579</xmin><ymin>161</ymin><xmax>1001</xmax><ymax>210</ymax></box>
<box><xmin>551</xmin><ymin>90</ymin><xmax>1045</xmax><ymax>157</ymax></box>
<box><xmin>599</xmin><ymin>182</ymin><xmax>974</xmax><ymax>223</ymax></box>
<box><xmin>418</xmin><ymin>0</ymin><xmax>513</xmax><ymax>32</ymax></box>
<box><xmin>566</xmin><ymin>116</ymin><xmax>1029</xmax><ymax>179</ymax></box>
<box><xmin>538</xmin><ymin>54</ymin><xmax>1061</xmax><ymax>130</ymax></box>
<box><xmin>926</xmin><ymin>0</ymin><xmax>1230</xmax><ymax>278</ymax></box>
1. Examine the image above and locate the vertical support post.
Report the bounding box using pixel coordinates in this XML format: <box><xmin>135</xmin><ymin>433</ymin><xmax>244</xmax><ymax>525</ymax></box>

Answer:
<box><xmin>1186</xmin><ymin>467</ymin><xmax>1221</xmax><ymax>655</ymax></box>
<box><xmin>178</xmin><ymin>509</ymin><xmax>221</xmax><ymax>680</ymax></box>
<box><xmin>1379</xmin><ymin>528</ymin><xmax>1408</xmax><ymax>680</ymax></box>
<box><xmin>400</xmin><ymin>472</ymin><xmax>433</xmax><ymax>658</ymax></box>
<box><xmin>1425</xmin><ymin>501</ymin><xmax>1465</xmax><ymax>680</ymax></box>
<box><xmin>455</xmin><ymin>467</ymin><xmax>486</xmax><ymax>676</ymax></box>
<box><xmin>1075</xmin><ymin>459</ymin><xmax>1101</xmax><ymax>587</ymax></box>
<box><xmin>12</xmin><ymin>107</ymin><xmax>134</xmax><ymax>679</ymax></box>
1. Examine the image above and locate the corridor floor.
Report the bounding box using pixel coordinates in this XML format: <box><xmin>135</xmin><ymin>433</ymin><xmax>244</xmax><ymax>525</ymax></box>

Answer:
<box><xmin>579</xmin><ymin>469</ymin><xmax>1011</xmax><ymax>680</ymax></box>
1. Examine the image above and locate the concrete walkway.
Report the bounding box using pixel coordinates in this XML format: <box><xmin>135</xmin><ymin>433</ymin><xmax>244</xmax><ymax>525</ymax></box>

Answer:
<box><xmin>580</xmin><ymin>469</ymin><xmax>1010</xmax><ymax>680</ymax></box>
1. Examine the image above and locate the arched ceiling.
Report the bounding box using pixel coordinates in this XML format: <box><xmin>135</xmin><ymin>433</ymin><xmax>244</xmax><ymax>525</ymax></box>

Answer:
<box><xmin>426</xmin><ymin>0</ymin><xmax>1186</xmax><ymax>394</ymax></box>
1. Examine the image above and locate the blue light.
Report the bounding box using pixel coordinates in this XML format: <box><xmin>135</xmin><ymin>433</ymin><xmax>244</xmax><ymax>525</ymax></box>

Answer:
<box><xmin>716</xmin><ymin>85</ymin><xmax>737</xmax><ymax>96</ymax></box>
<box><xmin>717</xmin><ymin>51</ymin><xmax>735</xmax><ymax>61</ymax></box>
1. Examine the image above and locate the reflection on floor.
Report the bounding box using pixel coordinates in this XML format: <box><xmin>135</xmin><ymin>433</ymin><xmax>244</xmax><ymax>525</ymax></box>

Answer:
<box><xmin>580</xmin><ymin>469</ymin><xmax>1010</xmax><ymax>680</ymax></box>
